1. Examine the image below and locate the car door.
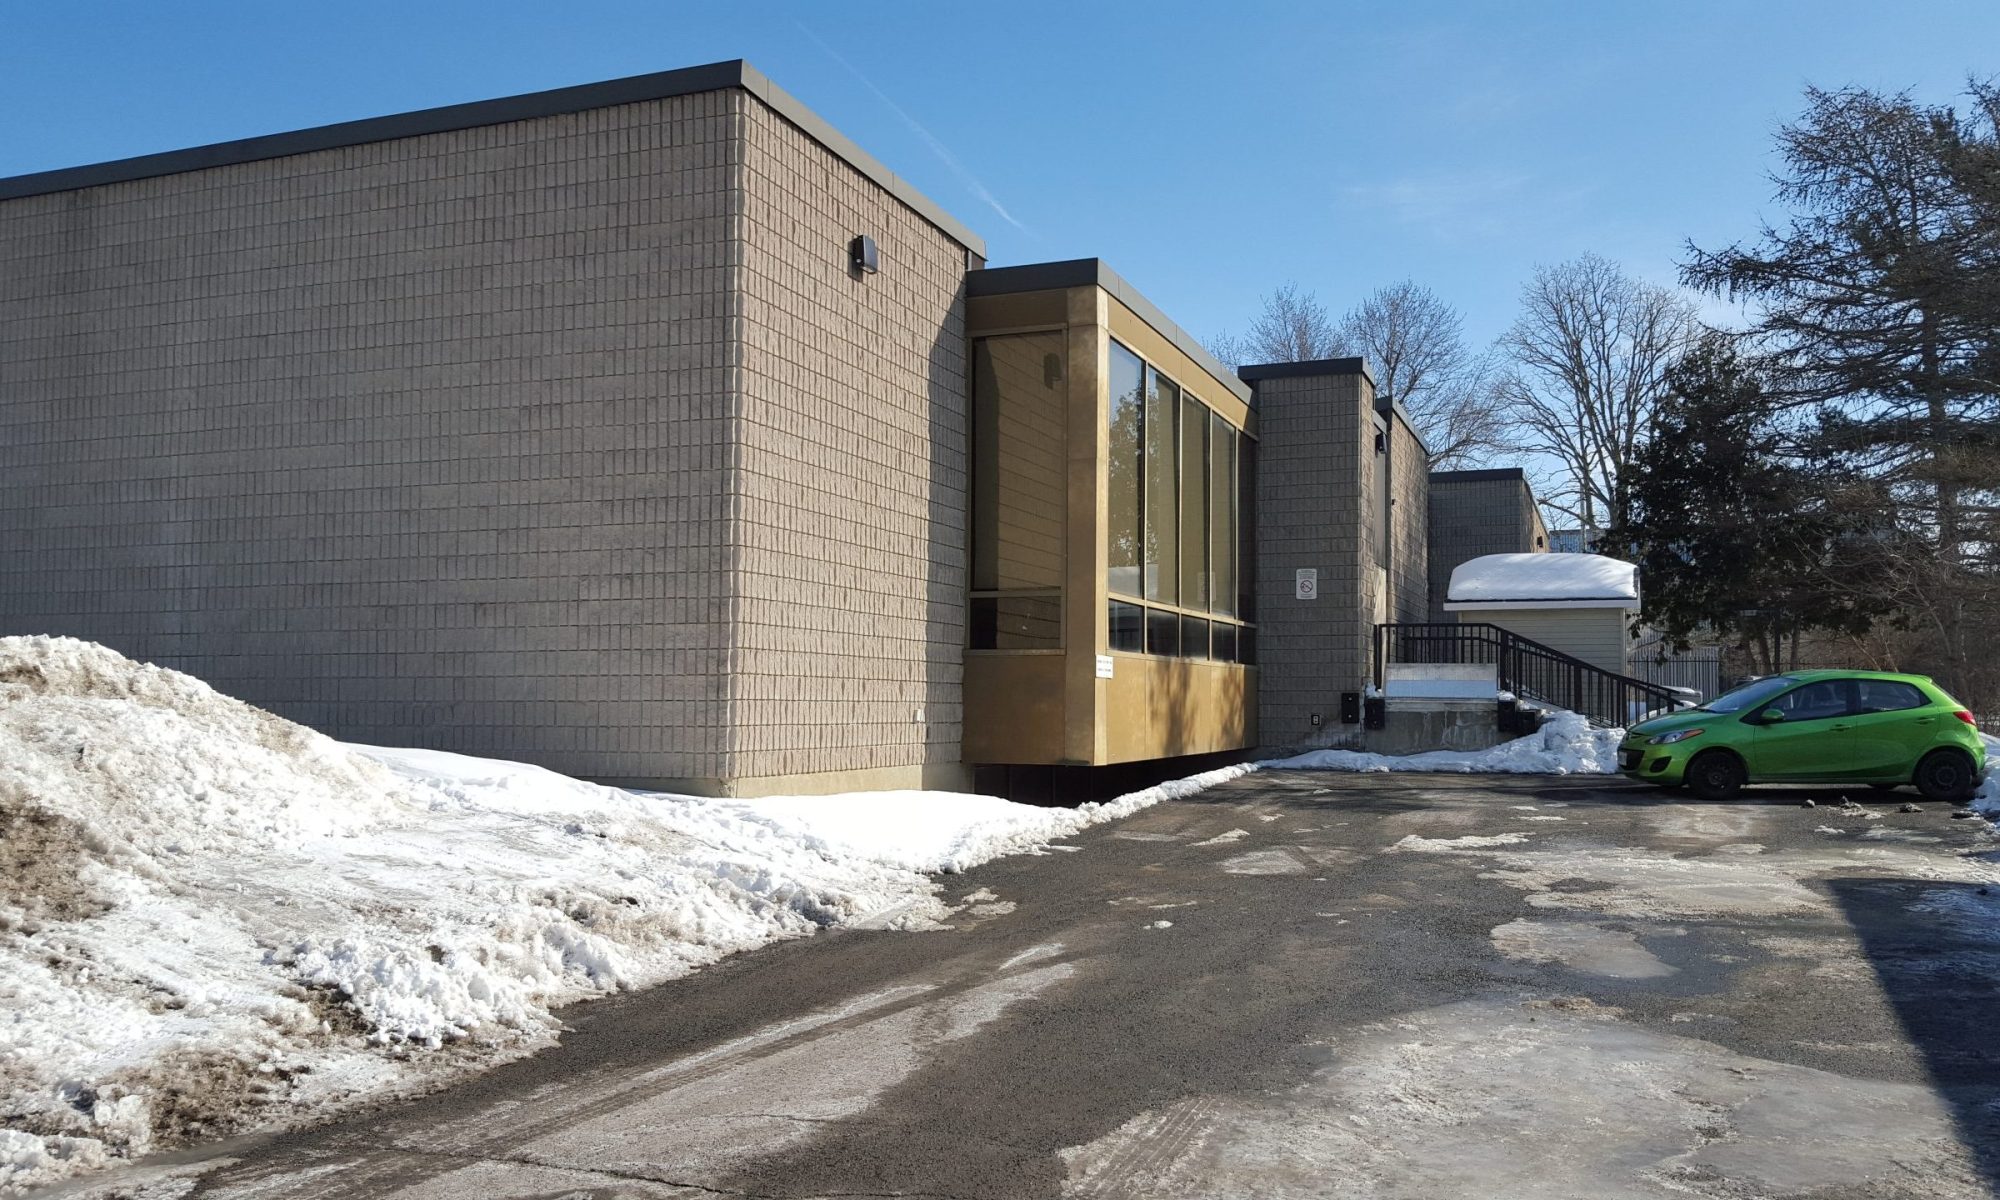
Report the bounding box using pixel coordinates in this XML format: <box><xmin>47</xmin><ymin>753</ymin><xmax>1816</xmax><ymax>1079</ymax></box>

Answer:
<box><xmin>1844</xmin><ymin>679</ymin><xmax>1938</xmax><ymax>778</ymax></box>
<box><xmin>1747</xmin><ymin>679</ymin><xmax>1857</xmax><ymax>779</ymax></box>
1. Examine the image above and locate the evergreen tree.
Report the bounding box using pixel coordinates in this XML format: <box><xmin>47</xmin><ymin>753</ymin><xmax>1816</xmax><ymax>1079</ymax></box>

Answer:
<box><xmin>1609</xmin><ymin>338</ymin><xmax>1885</xmax><ymax>674</ymax></box>
<box><xmin>1682</xmin><ymin>81</ymin><xmax>2000</xmax><ymax>704</ymax></box>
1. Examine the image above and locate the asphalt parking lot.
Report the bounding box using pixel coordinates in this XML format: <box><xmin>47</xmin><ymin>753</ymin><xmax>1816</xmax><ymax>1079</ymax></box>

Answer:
<box><xmin>61</xmin><ymin>772</ymin><xmax>2000</xmax><ymax>1200</ymax></box>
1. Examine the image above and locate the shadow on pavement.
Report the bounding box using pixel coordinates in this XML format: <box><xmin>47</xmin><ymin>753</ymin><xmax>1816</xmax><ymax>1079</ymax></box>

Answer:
<box><xmin>1828</xmin><ymin>875</ymin><xmax>2000</xmax><ymax>1193</ymax></box>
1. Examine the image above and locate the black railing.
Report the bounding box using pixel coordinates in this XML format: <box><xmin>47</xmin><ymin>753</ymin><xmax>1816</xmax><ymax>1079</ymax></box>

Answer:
<box><xmin>1373</xmin><ymin>622</ymin><xmax>1688</xmax><ymax>729</ymax></box>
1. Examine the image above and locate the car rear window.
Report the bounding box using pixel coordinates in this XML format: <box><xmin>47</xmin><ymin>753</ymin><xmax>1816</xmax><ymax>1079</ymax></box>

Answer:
<box><xmin>1855</xmin><ymin>679</ymin><xmax>1926</xmax><ymax>713</ymax></box>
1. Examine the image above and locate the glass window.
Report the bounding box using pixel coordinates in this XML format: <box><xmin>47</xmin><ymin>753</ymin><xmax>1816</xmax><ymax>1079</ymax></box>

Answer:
<box><xmin>1238</xmin><ymin>624</ymin><xmax>1257</xmax><ymax>665</ymax></box>
<box><xmin>1211</xmin><ymin>622</ymin><xmax>1238</xmax><ymax>663</ymax></box>
<box><xmin>1179</xmin><ymin>615</ymin><xmax>1211</xmax><ymax>659</ymax></box>
<box><xmin>1144</xmin><ymin>369</ymin><xmax>1179</xmax><ymax>603</ymax></box>
<box><xmin>1179</xmin><ymin>393</ymin><xmax>1208</xmax><ymax>609</ymax></box>
<box><xmin>1108</xmin><ymin>600</ymin><xmax>1143</xmax><ymax>653</ymax></box>
<box><xmin>970</xmin><ymin>334</ymin><xmax>1066</xmax><ymax>650</ymax></box>
<box><xmin>1107</xmin><ymin>341</ymin><xmax>1144</xmax><ymax>598</ymax></box>
<box><xmin>1855</xmin><ymin>679</ymin><xmax>1926</xmax><ymax>713</ymax></box>
<box><xmin>1211</xmin><ymin>413</ymin><xmax>1236</xmax><ymax>618</ymax></box>
<box><xmin>1145</xmin><ymin>607</ymin><xmax>1179</xmax><ymax>656</ymax></box>
<box><xmin>1237</xmin><ymin>434</ymin><xmax>1257</xmax><ymax>623</ymax></box>
<box><xmin>969</xmin><ymin>595</ymin><xmax>1061</xmax><ymax>650</ymax></box>
<box><xmin>1703</xmin><ymin>675</ymin><xmax>1797</xmax><ymax>713</ymax></box>
<box><xmin>1774</xmin><ymin>680</ymin><xmax>1851</xmax><ymax>721</ymax></box>
<box><xmin>971</xmin><ymin>335</ymin><xmax>1065</xmax><ymax>593</ymax></box>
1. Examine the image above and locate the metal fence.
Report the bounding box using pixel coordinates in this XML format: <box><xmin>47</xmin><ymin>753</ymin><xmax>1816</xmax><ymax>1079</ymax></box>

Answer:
<box><xmin>1628</xmin><ymin>647</ymin><xmax>1724</xmax><ymax>704</ymax></box>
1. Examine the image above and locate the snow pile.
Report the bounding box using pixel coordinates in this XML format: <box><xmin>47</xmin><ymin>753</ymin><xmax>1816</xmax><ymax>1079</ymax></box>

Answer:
<box><xmin>1445</xmin><ymin>552</ymin><xmax>1638</xmax><ymax>606</ymax></box>
<box><xmin>1260</xmin><ymin>710</ymin><xmax>1622</xmax><ymax>776</ymax></box>
<box><xmin>0</xmin><ymin>637</ymin><xmax>1253</xmax><ymax>1193</ymax></box>
<box><xmin>1975</xmin><ymin>733</ymin><xmax>1999</xmax><ymax>821</ymax></box>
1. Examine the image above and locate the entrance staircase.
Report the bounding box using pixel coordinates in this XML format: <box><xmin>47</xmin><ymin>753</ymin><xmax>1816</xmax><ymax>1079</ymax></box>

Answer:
<box><xmin>1374</xmin><ymin>622</ymin><xmax>1686</xmax><ymax>730</ymax></box>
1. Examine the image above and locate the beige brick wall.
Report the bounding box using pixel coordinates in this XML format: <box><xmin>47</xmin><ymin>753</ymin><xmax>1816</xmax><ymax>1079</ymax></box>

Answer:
<box><xmin>728</xmin><ymin>101</ymin><xmax>971</xmax><ymax>788</ymax></box>
<box><xmin>0</xmin><ymin>91</ymin><xmax>755</xmax><ymax>785</ymax></box>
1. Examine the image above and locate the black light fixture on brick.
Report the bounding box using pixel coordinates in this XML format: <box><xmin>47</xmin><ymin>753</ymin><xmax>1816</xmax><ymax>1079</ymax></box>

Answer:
<box><xmin>849</xmin><ymin>234</ymin><xmax>879</xmax><ymax>275</ymax></box>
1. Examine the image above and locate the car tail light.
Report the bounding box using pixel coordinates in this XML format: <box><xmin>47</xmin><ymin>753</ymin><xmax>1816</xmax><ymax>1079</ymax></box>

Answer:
<box><xmin>1952</xmin><ymin>709</ymin><xmax>1977</xmax><ymax>727</ymax></box>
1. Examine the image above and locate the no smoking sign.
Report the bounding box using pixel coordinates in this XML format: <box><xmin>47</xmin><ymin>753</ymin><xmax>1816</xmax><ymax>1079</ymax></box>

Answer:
<box><xmin>1295</xmin><ymin>568</ymin><xmax>1318</xmax><ymax>601</ymax></box>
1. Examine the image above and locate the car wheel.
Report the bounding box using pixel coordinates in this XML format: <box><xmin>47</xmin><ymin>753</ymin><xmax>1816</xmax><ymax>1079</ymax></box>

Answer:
<box><xmin>1913</xmin><ymin>749</ymin><xmax>1977</xmax><ymax>803</ymax></box>
<box><xmin>1684</xmin><ymin>750</ymin><xmax>1746</xmax><ymax>802</ymax></box>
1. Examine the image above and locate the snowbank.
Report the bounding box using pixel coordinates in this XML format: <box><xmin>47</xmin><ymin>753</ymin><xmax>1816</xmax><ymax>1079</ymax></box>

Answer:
<box><xmin>1976</xmin><ymin>733</ymin><xmax>1999</xmax><ymax>822</ymax></box>
<box><xmin>1260</xmin><ymin>710</ymin><xmax>1622</xmax><ymax>776</ymax></box>
<box><xmin>0</xmin><ymin>637</ymin><xmax>1253</xmax><ymax>1193</ymax></box>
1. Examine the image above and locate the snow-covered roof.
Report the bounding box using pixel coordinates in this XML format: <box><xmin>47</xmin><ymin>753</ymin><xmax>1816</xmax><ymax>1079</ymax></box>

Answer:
<box><xmin>1444</xmin><ymin>553</ymin><xmax>1639</xmax><ymax>610</ymax></box>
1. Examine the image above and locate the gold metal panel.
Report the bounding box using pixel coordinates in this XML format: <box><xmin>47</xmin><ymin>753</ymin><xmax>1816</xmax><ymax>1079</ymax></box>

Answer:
<box><xmin>962</xmin><ymin>653</ymin><xmax>1071</xmax><ymax>764</ymax></box>
<box><xmin>1102</xmin><ymin>657</ymin><xmax>1257</xmax><ymax>763</ymax></box>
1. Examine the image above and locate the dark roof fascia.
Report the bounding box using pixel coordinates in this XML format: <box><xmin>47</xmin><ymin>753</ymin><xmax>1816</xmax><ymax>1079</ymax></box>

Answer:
<box><xmin>1429</xmin><ymin>467</ymin><xmax>1527</xmax><ymax>484</ymax></box>
<box><xmin>1235</xmin><ymin>357</ymin><xmax>1373</xmax><ymax>386</ymax></box>
<box><xmin>1374</xmin><ymin>394</ymin><xmax>1431</xmax><ymax>459</ymax></box>
<box><xmin>0</xmin><ymin>59</ymin><xmax>986</xmax><ymax>257</ymax></box>
<box><xmin>968</xmin><ymin>258</ymin><xmax>1251</xmax><ymax>405</ymax></box>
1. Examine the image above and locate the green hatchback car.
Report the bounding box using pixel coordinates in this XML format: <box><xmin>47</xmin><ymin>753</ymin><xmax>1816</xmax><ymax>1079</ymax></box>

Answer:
<box><xmin>1621</xmin><ymin>670</ymin><xmax>1985</xmax><ymax>802</ymax></box>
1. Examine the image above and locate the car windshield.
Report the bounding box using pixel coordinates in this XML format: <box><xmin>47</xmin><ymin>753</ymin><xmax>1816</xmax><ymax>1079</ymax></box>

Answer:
<box><xmin>1702</xmin><ymin>675</ymin><xmax>1799</xmax><ymax>714</ymax></box>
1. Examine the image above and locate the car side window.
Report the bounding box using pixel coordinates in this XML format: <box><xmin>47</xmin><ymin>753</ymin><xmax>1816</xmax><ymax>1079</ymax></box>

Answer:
<box><xmin>1773</xmin><ymin>680</ymin><xmax>1850</xmax><ymax>721</ymax></box>
<box><xmin>1854</xmin><ymin>680</ymin><xmax>1925</xmax><ymax>714</ymax></box>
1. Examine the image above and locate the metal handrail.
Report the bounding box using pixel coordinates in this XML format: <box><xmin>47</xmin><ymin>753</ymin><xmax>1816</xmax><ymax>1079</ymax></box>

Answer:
<box><xmin>1373</xmin><ymin>622</ymin><xmax>1685</xmax><ymax>729</ymax></box>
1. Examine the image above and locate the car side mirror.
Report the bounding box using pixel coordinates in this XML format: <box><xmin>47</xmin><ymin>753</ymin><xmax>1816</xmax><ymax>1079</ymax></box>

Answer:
<box><xmin>1758</xmin><ymin>708</ymin><xmax>1786</xmax><ymax>725</ymax></box>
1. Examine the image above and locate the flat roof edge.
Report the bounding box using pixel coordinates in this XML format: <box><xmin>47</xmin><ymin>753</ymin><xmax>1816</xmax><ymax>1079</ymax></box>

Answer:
<box><xmin>1235</xmin><ymin>357</ymin><xmax>1374</xmax><ymax>386</ymax></box>
<box><xmin>0</xmin><ymin>58</ymin><xmax>985</xmax><ymax>256</ymax></box>
<box><xmin>1431</xmin><ymin>467</ymin><xmax>1528</xmax><ymax>483</ymax></box>
<box><xmin>967</xmin><ymin>259</ymin><xmax>1251</xmax><ymax>404</ymax></box>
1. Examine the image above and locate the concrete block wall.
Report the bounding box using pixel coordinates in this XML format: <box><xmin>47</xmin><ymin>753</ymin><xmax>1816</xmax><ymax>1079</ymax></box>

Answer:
<box><xmin>1388</xmin><ymin>412</ymin><xmax>1430</xmax><ymax>624</ymax></box>
<box><xmin>1427</xmin><ymin>469</ymin><xmax>1544</xmax><ymax>621</ymax></box>
<box><xmin>0</xmin><ymin>91</ymin><xmax>747</xmax><ymax>785</ymax></box>
<box><xmin>1244</xmin><ymin>363</ymin><xmax>1369</xmax><ymax>749</ymax></box>
<box><xmin>727</xmin><ymin>100</ymin><xmax>971</xmax><ymax>791</ymax></box>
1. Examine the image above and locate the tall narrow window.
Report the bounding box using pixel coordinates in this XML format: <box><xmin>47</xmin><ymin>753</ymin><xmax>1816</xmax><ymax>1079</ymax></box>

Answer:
<box><xmin>1210</xmin><ymin>411</ymin><xmax>1236</xmax><ymax>618</ymax></box>
<box><xmin>1179</xmin><ymin>392</ymin><xmax>1208</xmax><ymax>609</ymax></box>
<box><xmin>1107</xmin><ymin>341</ymin><xmax>1144</xmax><ymax>598</ymax></box>
<box><xmin>968</xmin><ymin>333</ymin><xmax>1066</xmax><ymax>649</ymax></box>
<box><xmin>1237</xmin><ymin>433</ymin><xmax>1257</xmax><ymax>623</ymax></box>
<box><xmin>1144</xmin><ymin>369</ymin><xmax>1179</xmax><ymax>603</ymax></box>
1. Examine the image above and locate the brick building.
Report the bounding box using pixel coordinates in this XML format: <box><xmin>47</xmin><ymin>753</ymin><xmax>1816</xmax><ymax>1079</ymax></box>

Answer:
<box><xmin>2</xmin><ymin>60</ymin><xmax>1445</xmax><ymax>794</ymax></box>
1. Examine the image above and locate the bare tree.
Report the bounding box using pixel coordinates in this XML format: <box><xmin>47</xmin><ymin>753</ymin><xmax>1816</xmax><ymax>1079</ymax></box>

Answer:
<box><xmin>1496</xmin><ymin>254</ymin><xmax>1701</xmax><ymax>535</ymax></box>
<box><xmin>1207</xmin><ymin>282</ymin><xmax>1340</xmax><ymax>368</ymax></box>
<box><xmin>1336</xmin><ymin>281</ymin><xmax>1509</xmax><ymax>469</ymax></box>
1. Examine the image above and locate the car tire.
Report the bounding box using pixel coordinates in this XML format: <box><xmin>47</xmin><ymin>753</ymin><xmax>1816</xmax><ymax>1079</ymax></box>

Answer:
<box><xmin>1684</xmin><ymin>751</ymin><xmax>1746</xmax><ymax>802</ymax></box>
<box><xmin>1913</xmin><ymin>749</ymin><xmax>1977</xmax><ymax>804</ymax></box>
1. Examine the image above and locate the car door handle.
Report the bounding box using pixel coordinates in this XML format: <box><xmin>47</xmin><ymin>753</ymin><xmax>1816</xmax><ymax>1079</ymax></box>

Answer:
<box><xmin>1830</xmin><ymin>723</ymin><xmax>1851</xmax><ymax>731</ymax></box>
<box><xmin>1915</xmin><ymin>717</ymin><xmax>1934</xmax><ymax>725</ymax></box>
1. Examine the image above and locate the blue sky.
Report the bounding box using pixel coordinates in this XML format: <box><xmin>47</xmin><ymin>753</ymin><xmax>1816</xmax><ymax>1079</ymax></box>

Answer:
<box><xmin>5</xmin><ymin>2</ymin><xmax>1996</xmax><ymax>350</ymax></box>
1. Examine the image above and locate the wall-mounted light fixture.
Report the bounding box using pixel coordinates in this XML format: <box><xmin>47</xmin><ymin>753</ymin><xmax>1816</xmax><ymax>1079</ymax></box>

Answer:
<box><xmin>1374</xmin><ymin>430</ymin><xmax>1387</xmax><ymax>454</ymax></box>
<box><xmin>849</xmin><ymin>234</ymin><xmax>879</xmax><ymax>275</ymax></box>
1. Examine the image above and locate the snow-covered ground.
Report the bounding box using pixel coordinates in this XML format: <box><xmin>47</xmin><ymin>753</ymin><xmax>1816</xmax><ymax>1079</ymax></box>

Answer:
<box><xmin>1262</xmin><ymin>710</ymin><xmax>1622</xmax><ymax>776</ymax></box>
<box><xmin>2</xmin><ymin>634</ymin><xmax>1985</xmax><ymax>1193</ymax></box>
<box><xmin>0</xmin><ymin>636</ymin><xmax>1250</xmax><ymax>1192</ymax></box>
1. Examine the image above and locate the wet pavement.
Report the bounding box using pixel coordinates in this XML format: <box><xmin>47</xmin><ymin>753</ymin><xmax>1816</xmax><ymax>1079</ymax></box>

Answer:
<box><xmin>53</xmin><ymin>773</ymin><xmax>2000</xmax><ymax>1199</ymax></box>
